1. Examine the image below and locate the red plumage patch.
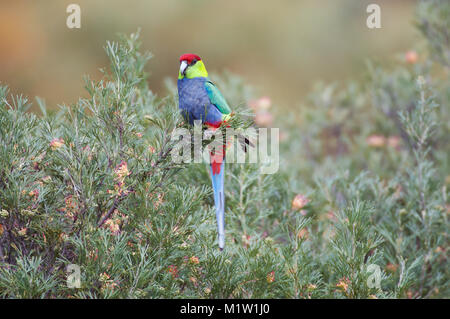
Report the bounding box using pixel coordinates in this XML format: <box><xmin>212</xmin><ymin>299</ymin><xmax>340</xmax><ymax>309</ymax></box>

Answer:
<box><xmin>205</xmin><ymin>121</ymin><xmax>221</xmax><ymax>129</ymax></box>
<box><xmin>210</xmin><ymin>150</ymin><xmax>225</xmax><ymax>175</ymax></box>
<box><xmin>179</xmin><ymin>53</ymin><xmax>202</xmax><ymax>64</ymax></box>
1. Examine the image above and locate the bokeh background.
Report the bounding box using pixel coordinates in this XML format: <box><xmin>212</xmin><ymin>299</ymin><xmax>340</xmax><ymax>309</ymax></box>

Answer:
<box><xmin>0</xmin><ymin>0</ymin><xmax>417</xmax><ymax>110</ymax></box>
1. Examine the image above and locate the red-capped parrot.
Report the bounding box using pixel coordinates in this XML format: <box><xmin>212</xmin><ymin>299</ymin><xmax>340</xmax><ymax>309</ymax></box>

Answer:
<box><xmin>177</xmin><ymin>53</ymin><xmax>232</xmax><ymax>250</ymax></box>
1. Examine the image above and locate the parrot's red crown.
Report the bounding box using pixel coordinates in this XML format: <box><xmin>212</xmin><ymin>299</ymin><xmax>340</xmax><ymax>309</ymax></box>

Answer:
<box><xmin>179</xmin><ymin>53</ymin><xmax>202</xmax><ymax>64</ymax></box>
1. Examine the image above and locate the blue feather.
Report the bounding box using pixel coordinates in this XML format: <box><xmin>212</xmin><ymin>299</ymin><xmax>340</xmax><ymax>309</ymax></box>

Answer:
<box><xmin>177</xmin><ymin>77</ymin><xmax>223</xmax><ymax>125</ymax></box>
<box><xmin>210</xmin><ymin>160</ymin><xmax>225</xmax><ymax>250</ymax></box>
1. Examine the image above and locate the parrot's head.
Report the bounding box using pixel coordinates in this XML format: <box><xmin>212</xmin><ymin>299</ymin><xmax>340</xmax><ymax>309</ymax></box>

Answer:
<box><xmin>178</xmin><ymin>53</ymin><xmax>208</xmax><ymax>79</ymax></box>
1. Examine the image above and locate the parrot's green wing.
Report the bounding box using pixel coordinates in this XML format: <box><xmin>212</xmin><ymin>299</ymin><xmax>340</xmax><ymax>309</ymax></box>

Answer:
<box><xmin>205</xmin><ymin>81</ymin><xmax>232</xmax><ymax>115</ymax></box>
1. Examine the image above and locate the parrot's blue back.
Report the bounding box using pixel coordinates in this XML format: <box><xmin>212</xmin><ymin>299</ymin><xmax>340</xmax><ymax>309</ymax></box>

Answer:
<box><xmin>177</xmin><ymin>77</ymin><xmax>223</xmax><ymax>125</ymax></box>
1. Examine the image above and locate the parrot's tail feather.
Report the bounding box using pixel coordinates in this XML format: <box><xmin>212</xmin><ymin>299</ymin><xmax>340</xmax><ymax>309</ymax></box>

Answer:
<box><xmin>210</xmin><ymin>160</ymin><xmax>225</xmax><ymax>250</ymax></box>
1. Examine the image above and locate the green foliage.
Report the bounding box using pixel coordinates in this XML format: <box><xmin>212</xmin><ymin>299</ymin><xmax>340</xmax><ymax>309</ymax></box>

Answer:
<box><xmin>417</xmin><ymin>0</ymin><xmax>450</xmax><ymax>67</ymax></box>
<box><xmin>0</xmin><ymin>2</ymin><xmax>448</xmax><ymax>299</ymax></box>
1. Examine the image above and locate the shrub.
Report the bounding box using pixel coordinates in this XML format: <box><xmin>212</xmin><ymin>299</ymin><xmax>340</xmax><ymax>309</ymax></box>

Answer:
<box><xmin>0</xmin><ymin>0</ymin><xmax>448</xmax><ymax>298</ymax></box>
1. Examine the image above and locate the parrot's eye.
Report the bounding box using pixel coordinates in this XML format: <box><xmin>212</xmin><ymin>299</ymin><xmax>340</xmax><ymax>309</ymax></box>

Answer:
<box><xmin>191</xmin><ymin>59</ymin><xmax>197</xmax><ymax>65</ymax></box>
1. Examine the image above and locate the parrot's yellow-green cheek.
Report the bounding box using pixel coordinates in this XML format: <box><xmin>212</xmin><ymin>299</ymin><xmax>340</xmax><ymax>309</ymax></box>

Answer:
<box><xmin>179</xmin><ymin>60</ymin><xmax>209</xmax><ymax>79</ymax></box>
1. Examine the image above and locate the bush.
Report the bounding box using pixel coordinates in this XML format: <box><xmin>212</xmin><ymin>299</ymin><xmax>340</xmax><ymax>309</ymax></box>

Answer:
<box><xmin>0</xmin><ymin>1</ymin><xmax>448</xmax><ymax>298</ymax></box>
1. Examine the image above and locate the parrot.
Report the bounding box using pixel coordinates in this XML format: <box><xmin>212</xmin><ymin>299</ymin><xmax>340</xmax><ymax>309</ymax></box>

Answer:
<box><xmin>177</xmin><ymin>53</ymin><xmax>232</xmax><ymax>250</ymax></box>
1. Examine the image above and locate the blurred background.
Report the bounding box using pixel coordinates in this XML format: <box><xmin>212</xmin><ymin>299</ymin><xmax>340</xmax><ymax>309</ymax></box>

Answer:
<box><xmin>0</xmin><ymin>0</ymin><xmax>417</xmax><ymax>110</ymax></box>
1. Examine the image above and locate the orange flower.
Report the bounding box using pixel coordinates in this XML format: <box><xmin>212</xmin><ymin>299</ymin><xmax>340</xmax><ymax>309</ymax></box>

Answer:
<box><xmin>102</xmin><ymin>209</ymin><xmax>125</xmax><ymax>235</ymax></box>
<box><xmin>385</xmin><ymin>263</ymin><xmax>398</xmax><ymax>273</ymax></box>
<box><xmin>307</xmin><ymin>283</ymin><xmax>317</xmax><ymax>290</ymax></box>
<box><xmin>109</xmin><ymin>162</ymin><xmax>131</xmax><ymax>196</ymax></box>
<box><xmin>297</xmin><ymin>228</ymin><xmax>309</xmax><ymax>240</ymax></box>
<box><xmin>99</xmin><ymin>272</ymin><xmax>118</xmax><ymax>291</ymax></box>
<box><xmin>189</xmin><ymin>256</ymin><xmax>200</xmax><ymax>265</ymax></box>
<box><xmin>104</xmin><ymin>219</ymin><xmax>120</xmax><ymax>235</ymax></box>
<box><xmin>18</xmin><ymin>227</ymin><xmax>27</xmax><ymax>236</ymax></box>
<box><xmin>88</xmin><ymin>249</ymin><xmax>98</xmax><ymax>261</ymax></box>
<box><xmin>327</xmin><ymin>211</ymin><xmax>336</xmax><ymax>221</ymax></box>
<box><xmin>366</xmin><ymin>135</ymin><xmax>385</xmax><ymax>148</ymax></box>
<box><xmin>50</xmin><ymin>138</ymin><xmax>65</xmax><ymax>150</ymax></box>
<box><xmin>28</xmin><ymin>189</ymin><xmax>39</xmax><ymax>200</ymax></box>
<box><xmin>249</xmin><ymin>96</ymin><xmax>272</xmax><ymax>112</ymax></box>
<box><xmin>336</xmin><ymin>277</ymin><xmax>350</xmax><ymax>293</ymax></box>
<box><xmin>114</xmin><ymin>161</ymin><xmax>130</xmax><ymax>181</ymax></box>
<box><xmin>63</xmin><ymin>195</ymin><xmax>79</xmax><ymax>221</ymax></box>
<box><xmin>168</xmin><ymin>265</ymin><xmax>178</xmax><ymax>278</ymax></box>
<box><xmin>99</xmin><ymin>272</ymin><xmax>110</xmax><ymax>282</ymax></box>
<box><xmin>267</xmin><ymin>271</ymin><xmax>275</xmax><ymax>283</ymax></box>
<box><xmin>292</xmin><ymin>194</ymin><xmax>310</xmax><ymax>210</ymax></box>
<box><xmin>190</xmin><ymin>277</ymin><xmax>198</xmax><ymax>285</ymax></box>
<box><xmin>254</xmin><ymin>111</ymin><xmax>273</xmax><ymax>127</ymax></box>
<box><xmin>405</xmin><ymin>50</ymin><xmax>418</xmax><ymax>64</ymax></box>
<box><xmin>0</xmin><ymin>224</ymin><xmax>3</xmax><ymax>236</ymax></box>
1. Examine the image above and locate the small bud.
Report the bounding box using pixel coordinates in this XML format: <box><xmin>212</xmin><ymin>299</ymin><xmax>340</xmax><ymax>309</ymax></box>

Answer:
<box><xmin>267</xmin><ymin>271</ymin><xmax>275</xmax><ymax>283</ymax></box>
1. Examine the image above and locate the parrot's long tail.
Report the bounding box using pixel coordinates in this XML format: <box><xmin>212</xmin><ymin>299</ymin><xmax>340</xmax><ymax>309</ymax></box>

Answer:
<box><xmin>210</xmin><ymin>156</ymin><xmax>225</xmax><ymax>250</ymax></box>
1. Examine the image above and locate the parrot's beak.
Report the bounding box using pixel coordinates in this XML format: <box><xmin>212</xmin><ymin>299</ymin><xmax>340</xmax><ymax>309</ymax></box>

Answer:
<box><xmin>179</xmin><ymin>60</ymin><xmax>188</xmax><ymax>76</ymax></box>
